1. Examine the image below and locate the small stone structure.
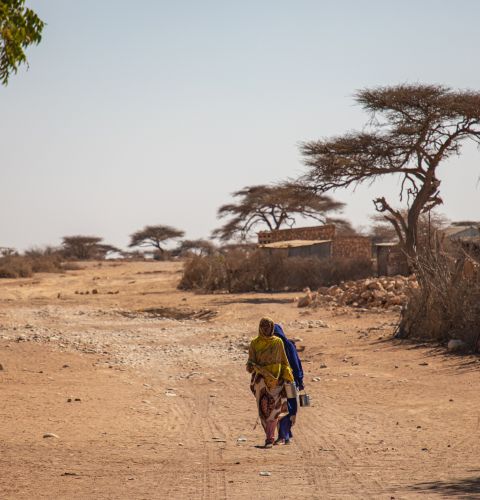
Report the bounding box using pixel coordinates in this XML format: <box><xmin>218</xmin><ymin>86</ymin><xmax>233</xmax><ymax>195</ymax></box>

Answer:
<box><xmin>332</xmin><ymin>237</ymin><xmax>372</xmax><ymax>260</ymax></box>
<box><xmin>259</xmin><ymin>239</ymin><xmax>332</xmax><ymax>259</ymax></box>
<box><xmin>258</xmin><ymin>225</ymin><xmax>372</xmax><ymax>260</ymax></box>
<box><xmin>441</xmin><ymin>225</ymin><xmax>480</xmax><ymax>241</ymax></box>
<box><xmin>258</xmin><ymin>225</ymin><xmax>336</xmax><ymax>245</ymax></box>
<box><xmin>375</xmin><ymin>243</ymin><xmax>409</xmax><ymax>276</ymax></box>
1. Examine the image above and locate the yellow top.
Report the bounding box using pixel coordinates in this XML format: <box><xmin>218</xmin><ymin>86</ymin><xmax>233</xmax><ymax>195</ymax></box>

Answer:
<box><xmin>248</xmin><ymin>334</ymin><xmax>294</xmax><ymax>389</ymax></box>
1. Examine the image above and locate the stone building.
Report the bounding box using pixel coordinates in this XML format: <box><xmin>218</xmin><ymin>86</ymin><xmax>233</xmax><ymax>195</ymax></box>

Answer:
<box><xmin>258</xmin><ymin>225</ymin><xmax>372</xmax><ymax>260</ymax></box>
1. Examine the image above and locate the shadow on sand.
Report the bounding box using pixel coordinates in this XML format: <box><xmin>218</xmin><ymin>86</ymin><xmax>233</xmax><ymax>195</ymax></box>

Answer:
<box><xmin>214</xmin><ymin>297</ymin><xmax>293</xmax><ymax>306</ymax></box>
<box><xmin>407</xmin><ymin>475</ymin><xmax>480</xmax><ymax>498</ymax></box>
<box><xmin>369</xmin><ymin>336</ymin><xmax>480</xmax><ymax>373</ymax></box>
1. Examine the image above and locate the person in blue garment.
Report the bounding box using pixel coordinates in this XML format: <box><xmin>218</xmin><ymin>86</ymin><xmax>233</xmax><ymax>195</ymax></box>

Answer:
<box><xmin>273</xmin><ymin>323</ymin><xmax>305</xmax><ymax>445</ymax></box>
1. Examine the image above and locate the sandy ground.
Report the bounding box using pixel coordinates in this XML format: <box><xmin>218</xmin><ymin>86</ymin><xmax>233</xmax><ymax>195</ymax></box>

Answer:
<box><xmin>1</xmin><ymin>261</ymin><xmax>480</xmax><ymax>499</ymax></box>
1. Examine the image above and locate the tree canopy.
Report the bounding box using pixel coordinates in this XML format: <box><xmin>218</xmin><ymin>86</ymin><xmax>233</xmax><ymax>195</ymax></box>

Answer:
<box><xmin>0</xmin><ymin>0</ymin><xmax>44</xmax><ymax>85</ymax></box>
<box><xmin>61</xmin><ymin>236</ymin><xmax>119</xmax><ymax>260</ymax></box>
<box><xmin>212</xmin><ymin>183</ymin><xmax>346</xmax><ymax>242</ymax></box>
<box><xmin>177</xmin><ymin>239</ymin><xmax>216</xmax><ymax>256</ymax></box>
<box><xmin>300</xmin><ymin>84</ymin><xmax>480</xmax><ymax>258</ymax></box>
<box><xmin>128</xmin><ymin>225</ymin><xmax>185</xmax><ymax>253</ymax></box>
<box><xmin>369</xmin><ymin>210</ymin><xmax>449</xmax><ymax>247</ymax></box>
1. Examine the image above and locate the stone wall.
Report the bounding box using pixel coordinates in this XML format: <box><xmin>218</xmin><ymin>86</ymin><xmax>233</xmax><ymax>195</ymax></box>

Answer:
<box><xmin>258</xmin><ymin>225</ymin><xmax>336</xmax><ymax>244</ymax></box>
<box><xmin>332</xmin><ymin>237</ymin><xmax>372</xmax><ymax>260</ymax></box>
<box><xmin>376</xmin><ymin>244</ymin><xmax>409</xmax><ymax>276</ymax></box>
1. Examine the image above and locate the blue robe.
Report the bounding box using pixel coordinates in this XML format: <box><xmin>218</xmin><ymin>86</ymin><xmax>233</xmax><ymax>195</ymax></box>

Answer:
<box><xmin>274</xmin><ymin>324</ymin><xmax>305</xmax><ymax>441</ymax></box>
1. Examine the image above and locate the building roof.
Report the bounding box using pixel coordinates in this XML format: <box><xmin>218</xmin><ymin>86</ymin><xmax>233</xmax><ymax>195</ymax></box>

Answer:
<box><xmin>259</xmin><ymin>239</ymin><xmax>331</xmax><ymax>249</ymax></box>
<box><xmin>374</xmin><ymin>242</ymin><xmax>400</xmax><ymax>247</ymax></box>
<box><xmin>442</xmin><ymin>225</ymin><xmax>480</xmax><ymax>238</ymax></box>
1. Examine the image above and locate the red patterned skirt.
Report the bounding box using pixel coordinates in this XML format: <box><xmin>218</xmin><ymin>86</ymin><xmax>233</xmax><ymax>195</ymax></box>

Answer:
<box><xmin>250</xmin><ymin>372</ymin><xmax>289</xmax><ymax>434</ymax></box>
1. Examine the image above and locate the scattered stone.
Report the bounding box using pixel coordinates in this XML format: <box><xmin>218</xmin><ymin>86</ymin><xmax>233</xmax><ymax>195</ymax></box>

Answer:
<box><xmin>92</xmin><ymin>289</ymin><xmax>98</xmax><ymax>295</ymax></box>
<box><xmin>237</xmin><ymin>436</ymin><xmax>247</xmax><ymax>443</ymax></box>
<box><xmin>212</xmin><ymin>437</ymin><xmax>226</xmax><ymax>443</ymax></box>
<box><xmin>43</xmin><ymin>433</ymin><xmax>59</xmax><ymax>439</ymax></box>
<box><xmin>447</xmin><ymin>339</ymin><xmax>467</xmax><ymax>352</ymax></box>
<box><xmin>418</xmin><ymin>362</ymin><xmax>429</xmax><ymax>366</ymax></box>
<box><xmin>61</xmin><ymin>472</ymin><xmax>78</xmax><ymax>476</ymax></box>
<box><xmin>300</xmin><ymin>275</ymin><xmax>414</xmax><ymax>310</ymax></box>
<box><xmin>259</xmin><ymin>471</ymin><xmax>271</xmax><ymax>477</ymax></box>
<box><xmin>297</xmin><ymin>288</ymin><xmax>315</xmax><ymax>308</ymax></box>
<box><xmin>0</xmin><ymin>363</ymin><xmax>3</xmax><ymax>371</ymax></box>
<box><xmin>62</xmin><ymin>364</ymin><xmax>69</xmax><ymax>368</ymax></box>
<box><xmin>312</xmin><ymin>377</ymin><xmax>321</xmax><ymax>382</ymax></box>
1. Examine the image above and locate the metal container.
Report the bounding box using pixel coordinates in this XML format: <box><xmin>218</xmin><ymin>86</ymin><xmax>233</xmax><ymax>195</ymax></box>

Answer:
<box><xmin>285</xmin><ymin>382</ymin><xmax>298</xmax><ymax>399</ymax></box>
<box><xmin>299</xmin><ymin>392</ymin><xmax>310</xmax><ymax>407</ymax></box>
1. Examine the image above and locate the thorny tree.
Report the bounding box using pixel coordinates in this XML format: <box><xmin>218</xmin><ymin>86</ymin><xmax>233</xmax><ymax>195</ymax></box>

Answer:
<box><xmin>129</xmin><ymin>225</ymin><xmax>185</xmax><ymax>254</ymax></box>
<box><xmin>212</xmin><ymin>183</ymin><xmax>345</xmax><ymax>241</ymax></box>
<box><xmin>177</xmin><ymin>239</ymin><xmax>216</xmax><ymax>256</ymax></box>
<box><xmin>300</xmin><ymin>84</ymin><xmax>480</xmax><ymax>260</ymax></box>
<box><xmin>62</xmin><ymin>236</ymin><xmax>118</xmax><ymax>260</ymax></box>
<box><xmin>369</xmin><ymin>210</ymin><xmax>449</xmax><ymax>246</ymax></box>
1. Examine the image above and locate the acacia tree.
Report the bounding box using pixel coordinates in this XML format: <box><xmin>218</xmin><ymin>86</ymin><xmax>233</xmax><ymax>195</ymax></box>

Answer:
<box><xmin>369</xmin><ymin>210</ymin><xmax>449</xmax><ymax>246</ymax></box>
<box><xmin>61</xmin><ymin>236</ymin><xmax>118</xmax><ymax>260</ymax></box>
<box><xmin>177</xmin><ymin>239</ymin><xmax>216</xmax><ymax>256</ymax></box>
<box><xmin>128</xmin><ymin>225</ymin><xmax>185</xmax><ymax>254</ymax></box>
<box><xmin>300</xmin><ymin>84</ymin><xmax>480</xmax><ymax>260</ymax></box>
<box><xmin>0</xmin><ymin>0</ymin><xmax>44</xmax><ymax>85</ymax></box>
<box><xmin>212</xmin><ymin>183</ymin><xmax>346</xmax><ymax>241</ymax></box>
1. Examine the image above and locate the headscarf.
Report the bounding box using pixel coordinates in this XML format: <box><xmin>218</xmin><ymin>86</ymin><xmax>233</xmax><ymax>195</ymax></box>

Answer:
<box><xmin>274</xmin><ymin>324</ymin><xmax>304</xmax><ymax>390</ymax></box>
<box><xmin>258</xmin><ymin>317</ymin><xmax>274</xmax><ymax>337</ymax></box>
<box><xmin>248</xmin><ymin>317</ymin><xmax>294</xmax><ymax>388</ymax></box>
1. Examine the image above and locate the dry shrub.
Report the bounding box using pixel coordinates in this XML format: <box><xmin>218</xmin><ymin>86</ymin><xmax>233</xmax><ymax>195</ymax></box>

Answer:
<box><xmin>179</xmin><ymin>249</ymin><xmax>374</xmax><ymax>293</ymax></box>
<box><xmin>178</xmin><ymin>254</ymin><xmax>227</xmax><ymax>291</ymax></box>
<box><xmin>0</xmin><ymin>247</ymin><xmax>66</xmax><ymax>279</ymax></box>
<box><xmin>0</xmin><ymin>256</ymin><xmax>33</xmax><ymax>278</ymax></box>
<box><xmin>24</xmin><ymin>247</ymin><xmax>64</xmax><ymax>273</ymax></box>
<box><xmin>398</xmin><ymin>250</ymin><xmax>480</xmax><ymax>348</ymax></box>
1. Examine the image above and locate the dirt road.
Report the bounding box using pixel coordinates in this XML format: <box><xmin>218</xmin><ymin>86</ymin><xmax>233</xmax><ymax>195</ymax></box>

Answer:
<box><xmin>1</xmin><ymin>261</ymin><xmax>479</xmax><ymax>499</ymax></box>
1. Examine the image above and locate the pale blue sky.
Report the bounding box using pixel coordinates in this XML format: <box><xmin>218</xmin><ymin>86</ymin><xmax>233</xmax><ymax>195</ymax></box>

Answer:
<box><xmin>1</xmin><ymin>0</ymin><xmax>479</xmax><ymax>250</ymax></box>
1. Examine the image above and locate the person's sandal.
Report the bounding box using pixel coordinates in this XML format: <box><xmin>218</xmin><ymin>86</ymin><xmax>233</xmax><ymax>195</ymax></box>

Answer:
<box><xmin>264</xmin><ymin>441</ymin><xmax>273</xmax><ymax>449</ymax></box>
<box><xmin>273</xmin><ymin>438</ymin><xmax>284</xmax><ymax>446</ymax></box>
